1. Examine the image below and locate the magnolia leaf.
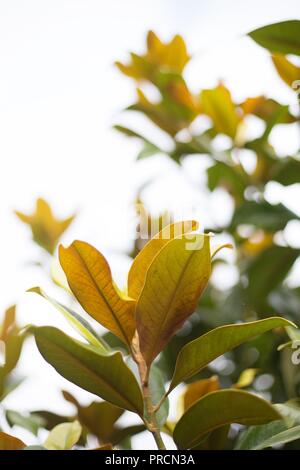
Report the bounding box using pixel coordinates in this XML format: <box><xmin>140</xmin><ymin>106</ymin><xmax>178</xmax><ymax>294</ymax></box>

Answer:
<box><xmin>200</xmin><ymin>84</ymin><xmax>241</xmax><ymax>139</ymax></box>
<box><xmin>235</xmin><ymin>416</ymin><xmax>300</xmax><ymax>450</ymax></box>
<box><xmin>169</xmin><ymin>317</ymin><xmax>294</xmax><ymax>392</ymax></box>
<box><xmin>272</xmin><ymin>54</ymin><xmax>300</xmax><ymax>88</ymax></box>
<box><xmin>230</xmin><ymin>200</ymin><xmax>298</xmax><ymax>232</ymax></box>
<box><xmin>173</xmin><ymin>389</ymin><xmax>281</xmax><ymax>449</ymax></box>
<box><xmin>234</xmin><ymin>368</ymin><xmax>258</xmax><ymax>389</ymax></box>
<box><xmin>28</xmin><ymin>287</ymin><xmax>108</xmax><ymax>352</ymax></box>
<box><xmin>128</xmin><ymin>220</ymin><xmax>198</xmax><ymax>299</ymax></box>
<box><xmin>44</xmin><ymin>420</ymin><xmax>82</xmax><ymax>450</ymax></box>
<box><xmin>15</xmin><ymin>198</ymin><xmax>75</xmax><ymax>255</ymax></box>
<box><xmin>0</xmin><ymin>431</ymin><xmax>26</xmax><ymax>450</ymax></box>
<box><xmin>241</xmin><ymin>96</ymin><xmax>296</xmax><ymax>123</ymax></box>
<box><xmin>246</xmin><ymin>245</ymin><xmax>299</xmax><ymax>312</ymax></box>
<box><xmin>136</xmin><ymin>233</ymin><xmax>211</xmax><ymax>366</ymax></box>
<box><xmin>182</xmin><ymin>376</ymin><xmax>220</xmax><ymax>411</ymax></box>
<box><xmin>149</xmin><ymin>364</ymin><xmax>169</xmax><ymax>427</ymax></box>
<box><xmin>271</xmin><ymin>157</ymin><xmax>300</xmax><ymax>186</ymax></box>
<box><xmin>59</xmin><ymin>241</ymin><xmax>136</xmax><ymax>346</ymax></box>
<box><xmin>63</xmin><ymin>390</ymin><xmax>124</xmax><ymax>442</ymax></box>
<box><xmin>6</xmin><ymin>410</ymin><xmax>45</xmax><ymax>436</ymax></box>
<box><xmin>32</xmin><ymin>326</ymin><xmax>143</xmax><ymax>414</ymax></box>
<box><xmin>248</xmin><ymin>20</ymin><xmax>300</xmax><ymax>56</ymax></box>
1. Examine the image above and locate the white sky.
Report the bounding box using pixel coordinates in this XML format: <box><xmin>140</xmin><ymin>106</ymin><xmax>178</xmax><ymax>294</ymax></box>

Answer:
<box><xmin>0</xmin><ymin>0</ymin><xmax>299</xmax><ymax>449</ymax></box>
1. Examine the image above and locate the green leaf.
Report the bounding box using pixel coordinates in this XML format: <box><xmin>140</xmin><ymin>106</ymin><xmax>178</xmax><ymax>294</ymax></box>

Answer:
<box><xmin>169</xmin><ymin>317</ymin><xmax>294</xmax><ymax>392</ymax></box>
<box><xmin>248</xmin><ymin>20</ymin><xmax>300</xmax><ymax>56</ymax></box>
<box><xmin>271</xmin><ymin>157</ymin><xmax>300</xmax><ymax>186</ymax></box>
<box><xmin>44</xmin><ymin>421</ymin><xmax>82</xmax><ymax>450</ymax></box>
<box><xmin>6</xmin><ymin>410</ymin><xmax>45</xmax><ymax>436</ymax></box>
<box><xmin>136</xmin><ymin>233</ymin><xmax>211</xmax><ymax>366</ymax></box>
<box><xmin>235</xmin><ymin>419</ymin><xmax>287</xmax><ymax>449</ymax></box>
<box><xmin>207</xmin><ymin>162</ymin><xmax>247</xmax><ymax>202</ymax></box>
<box><xmin>32</xmin><ymin>326</ymin><xmax>143</xmax><ymax>415</ymax></box>
<box><xmin>0</xmin><ymin>431</ymin><xmax>26</xmax><ymax>450</ymax></box>
<box><xmin>173</xmin><ymin>389</ymin><xmax>281</xmax><ymax>449</ymax></box>
<box><xmin>28</xmin><ymin>287</ymin><xmax>108</xmax><ymax>352</ymax></box>
<box><xmin>245</xmin><ymin>245</ymin><xmax>299</xmax><ymax>312</ymax></box>
<box><xmin>230</xmin><ymin>200</ymin><xmax>299</xmax><ymax>232</ymax></box>
<box><xmin>149</xmin><ymin>365</ymin><xmax>169</xmax><ymax>427</ymax></box>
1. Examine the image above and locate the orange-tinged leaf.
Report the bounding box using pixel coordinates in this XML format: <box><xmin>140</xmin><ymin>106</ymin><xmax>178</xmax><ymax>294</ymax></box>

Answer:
<box><xmin>272</xmin><ymin>54</ymin><xmax>300</xmax><ymax>88</ymax></box>
<box><xmin>128</xmin><ymin>220</ymin><xmax>199</xmax><ymax>299</ymax></box>
<box><xmin>15</xmin><ymin>198</ymin><xmax>75</xmax><ymax>254</ymax></box>
<box><xmin>136</xmin><ymin>233</ymin><xmax>211</xmax><ymax>366</ymax></box>
<box><xmin>59</xmin><ymin>241</ymin><xmax>136</xmax><ymax>346</ymax></box>
<box><xmin>0</xmin><ymin>431</ymin><xmax>26</xmax><ymax>450</ymax></box>
<box><xmin>183</xmin><ymin>376</ymin><xmax>220</xmax><ymax>411</ymax></box>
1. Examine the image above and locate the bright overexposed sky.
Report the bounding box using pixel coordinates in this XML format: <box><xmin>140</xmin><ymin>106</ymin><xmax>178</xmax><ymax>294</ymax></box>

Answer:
<box><xmin>0</xmin><ymin>0</ymin><xmax>299</xmax><ymax>449</ymax></box>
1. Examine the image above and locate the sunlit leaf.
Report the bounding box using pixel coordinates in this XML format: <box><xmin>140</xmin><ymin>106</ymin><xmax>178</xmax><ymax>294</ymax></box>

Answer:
<box><xmin>137</xmin><ymin>233</ymin><xmax>211</xmax><ymax>366</ymax></box>
<box><xmin>128</xmin><ymin>220</ymin><xmax>198</xmax><ymax>299</ymax></box>
<box><xmin>200</xmin><ymin>84</ymin><xmax>241</xmax><ymax>139</ymax></box>
<box><xmin>272</xmin><ymin>54</ymin><xmax>300</xmax><ymax>88</ymax></box>
<box><xmin>173</xmin><ymin>389</ymin><xmax>281</xmax><ymax>449</ymax></box>
<box><xmin>32</xmin><ymin>326</ymin><xmax>143</xmax><ymax>414</ymax></box>
<box><xmin>169</xmin><ymin>317</ymin><xmax>294</xmax><ymax>392</ymax></box>
<box><xmin>241</xmin><ymin>96</ymin><xmax>296</xmax><ymax>123</ymax></box>
<box><xmin>15</xmin><ymin>198</ymin><xmax>75</xmax><ymax>254</ymax></box>
<box><xmin>249</xmin><ymin>20</ymin><xmax>300</xmax><ymax>55</ymax></box>
<box><xmin>44</xmin><ymin>420</ymin><xmax>82</xmax><ymax>450</ymax></box>
<box><xmin>234</xmin><ymin>368</ymin><xmax>258</xmax><ymax>389</ymax></box>
<box><xmin>59</xmin><ymin>241</ymin><xmax>136</xmax><ymax>346</ymax></box>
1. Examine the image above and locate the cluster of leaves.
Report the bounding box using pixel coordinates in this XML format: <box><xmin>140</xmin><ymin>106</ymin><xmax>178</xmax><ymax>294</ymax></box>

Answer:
<box><xmin>0</xmin><ymin>20</ymin><xmax>300</xmax><ymax>451</ymax></box>
<box><xmin>115</xmin><ymin>21</ymin><xmax>300</xmax><ymax>411</ymax></box>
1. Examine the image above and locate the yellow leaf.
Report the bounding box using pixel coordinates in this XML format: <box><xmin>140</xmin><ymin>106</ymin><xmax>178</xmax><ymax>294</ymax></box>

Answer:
<box><xmin>44</xmin><ymin>421</ymin><xmax>82</xmax><ymax>450</ymax></box>
<box><xmin>200</xmin><ymin>84</ymin><xmax>241</xmax><ymax>139</ymax></box>
<box><xmin>234</xmin><ymin>368</ymin><xmax>258</xmax><ymax>389</ymax></box>
<box><xmin>59</xmin><ymin>241</ymin><xmax>136</xmax><ymax>346</ymax></box>
<box><xmin>136</xmin><ymin>233</ymin><xmax>211</xmax><ymax>366</ymax></box>
<box><xmin>128</xmin><ymin>220</ymin><xmax>198</xmax><ymax>299</ymax></box>
<box><xmin>0</xmin><ymin>431</ymin><xmax>26</xmax><ymax>450</ymax></box>
<box><xmin>272</xmin><ymin>54</ymin><xmax>300</xmax><ymax>88</ymax></box>
<box><xmin>183</xmin><ymin>376</ymin><xmax>220</xmax><ymax>411</ymax></box>
<box><xmin>15</xmin><ymin>198</ymin><xmax>75</xmax><ymax>254</ymax></box>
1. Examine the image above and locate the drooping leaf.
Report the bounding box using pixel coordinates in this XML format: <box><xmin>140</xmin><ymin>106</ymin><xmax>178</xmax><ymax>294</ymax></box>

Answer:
<box><xmin>182</xmin><ymin>376</ymin><xmax>220</xmax><ymax>411</ymax></box>
<box><xmin>15</xmin><ymin>198</ymin><xmax>75</xmax><ymax>255</ymax></box>
<box><xmin>0</xmin><ymin>431</ymin><xmax>26</xmax><ymax>450</ymax></box>
<box><xmin>136</xmin><ymin>233</ymin><xmax>211</xmax><ymax>366</ymax></box>
<box><xmin>169</xmin><ymin>317</ymin><xmax>294</xmax><ymax>392</ymax></box>
<box><xmin>59</xmin><ymin>241</ymin><xmax>136</xmax><ymax>346</ymax></box>
<box><xmin>200</xmin><ymin>84</ymin><xmax>241</xmax><ymax>139</ymax></box>
<box><xmin>44</xmin><ymin>420</ymin><xmax>82</xmax><ymax>450</ymax></box>
<box><xmin>248</xmin><ymin>20</ymin><xmax>300</xmax><ymax>56</ymax></box>
<box><xmin>28</xmin><ymin>287</ymin><xmax>108</xmax><ymax>352</ymax></box>
<box><xmin>128</xmin><ymin>220</ymin><xmax>198</xmax><ymax>299</ymax></box>
<box><xmin>230</xmin><ymin>200</ymin><xmax>299</xmax><ymax>232</ymax></box>
<box><xmin>32</xmin><ymin>326</ymin><xmax>143</xmax><ymax>414</ymax></box>
<box><xmin>173</xmin><ymin>389</ymin><xmax>281</xmax><ymax>449</ymax></box>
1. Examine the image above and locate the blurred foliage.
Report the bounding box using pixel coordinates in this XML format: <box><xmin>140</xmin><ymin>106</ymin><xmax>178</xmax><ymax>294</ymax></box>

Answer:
<box><xmin>115</xmin><ymin>22</ymin><xmax>300</xmax><ymax>417</ymax></box>
<box><xmin>1</xmin><ymin>20</ymin><xmax>300</xmax><ymax>451</ymax></box>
